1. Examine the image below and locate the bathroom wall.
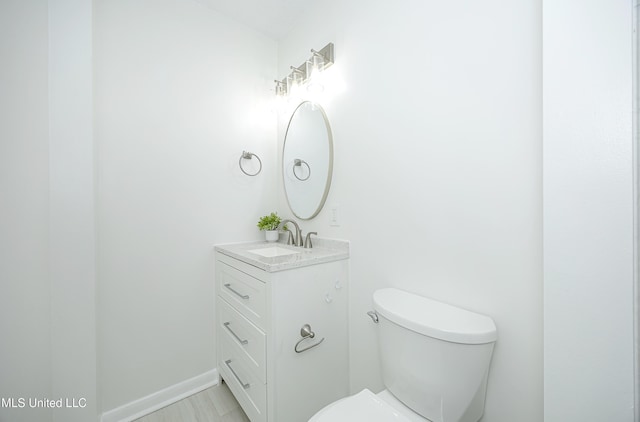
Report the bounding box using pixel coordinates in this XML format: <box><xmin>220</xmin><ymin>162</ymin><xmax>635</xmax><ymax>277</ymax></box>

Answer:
<box><xmin>276</xmin><ymin>1</ymin><xmax>543</xmax><ymax>421</ymax></box>
<box><xmin>94</xmin><ymin>0</ymin><xmax>277</xmax><ymax>412</ymax></box>
<box><xmin>49</xmin><ymin>0</ymin><xmax>98</xmax><ymax>420</ymax></box>
<box><xmin>1</xmin><ymin>1</ymin><xmax>97</xmax><ymax>421</ymax></box>
<box><xmin>0</xmin><ymin>1</ymin><xmax>52</xmax><ymax>421</ymax></box>
<box><xmin>543</xmin><ymin>0</ymin><xmax>635</xmax><ymax>420</ymax></box>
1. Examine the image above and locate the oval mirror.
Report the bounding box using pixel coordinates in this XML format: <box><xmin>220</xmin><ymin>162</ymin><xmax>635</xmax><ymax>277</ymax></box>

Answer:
<box><xmin>282</xmin><ymin>101</ymin><xmax>333</xmax><ymax>220</ymax></box>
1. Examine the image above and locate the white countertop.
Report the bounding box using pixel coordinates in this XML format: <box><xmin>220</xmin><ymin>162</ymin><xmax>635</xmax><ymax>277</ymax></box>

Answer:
<box><xmin>215</xmin><ymin>238</ymin><xmax>349</xmax><ymax>272</ymax></box>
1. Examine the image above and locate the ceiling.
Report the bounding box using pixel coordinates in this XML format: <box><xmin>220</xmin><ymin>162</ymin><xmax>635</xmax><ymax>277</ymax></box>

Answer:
<box><xmin>196</xmin><ymin>0</ymin><xmax>312</xmax><ymax>40</ymax></box>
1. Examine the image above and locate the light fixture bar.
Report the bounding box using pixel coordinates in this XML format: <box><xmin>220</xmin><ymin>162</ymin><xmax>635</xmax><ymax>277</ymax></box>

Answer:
<box><xmin>274</xmin><ymin>42</ymin><xmax>334</xmax><ymax>96</ymax></box>
<box><xmin>274</xmin><ymin>79</ymin><xmax>287</xmax><ymax>96</ymax></box>
<box><xmin>311</xmin><ymin>43</ymin><xmax>334</xmax><ymax>71</ymax></box>
<box><xmin>290</xmin><ymin>64</ymin><xmax>307</xmax><ymax>81</ymax></box>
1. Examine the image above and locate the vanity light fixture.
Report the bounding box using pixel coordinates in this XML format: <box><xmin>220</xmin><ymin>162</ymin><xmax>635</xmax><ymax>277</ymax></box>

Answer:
<box><xmin>287</xmin><ymin>65</ymin><xmax>305</xmax><ymax>94</ymax></box>
<box><xmin>309</xmin><ymin>49</ymin><xmax>326</xmax><ymax>75</ymax></box>
<box><xmin>306</xmin><ymin>49</ymin><xmax>326</xmax><ymax>94</ymax></box>
<box><xmin>274</xmin><ymin>80</ymin><xmax>287</xmax><ymax>96</ymax></box>
<box><xmin>274</xmin><ymin>42</ymin><xmax>334</xmax><ymax>96</ymax></box>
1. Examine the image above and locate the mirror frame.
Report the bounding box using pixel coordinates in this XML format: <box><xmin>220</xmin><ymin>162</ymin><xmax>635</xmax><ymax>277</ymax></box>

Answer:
<box><xmin>282</xmin><ymin>101</ymin><xmax>334</xmax><ymax>220</ymax></box>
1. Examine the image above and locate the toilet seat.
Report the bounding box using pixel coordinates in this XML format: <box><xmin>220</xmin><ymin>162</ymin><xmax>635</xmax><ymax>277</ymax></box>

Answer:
<box><xmin>309</xmin><ymin>389</ymin><xmax>426</xmax><ymax>422</ymax></box>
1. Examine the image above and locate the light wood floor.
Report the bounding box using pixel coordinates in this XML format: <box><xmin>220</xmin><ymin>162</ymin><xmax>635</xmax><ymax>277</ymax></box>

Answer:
<box><xmin>134</xmin><ymin>382</ymin><xmax>250</xmax><ymax>422</ymax></box>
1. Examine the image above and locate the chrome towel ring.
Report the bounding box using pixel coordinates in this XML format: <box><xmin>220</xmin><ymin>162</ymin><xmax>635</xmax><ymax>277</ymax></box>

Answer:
<box><xmin>294</xmin><ymin>324</ymin><xmax>324</xmax><ymax>353</ymax></box>
<box><xmin>239</xmin><ymin>151</ymin><xmax>262</xmax><ymax>176</ymax></box>
<box><xmin>293</xmin><ymin>158</ymin><xmax>310</xmax><ymax>181</ymax></box>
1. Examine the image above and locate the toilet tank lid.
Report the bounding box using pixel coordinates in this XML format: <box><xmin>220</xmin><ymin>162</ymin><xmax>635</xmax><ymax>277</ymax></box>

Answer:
<box><xmin>373</xmin><ymin>288</ymin><xmax>497</xmax><ymax>344</ymax></box>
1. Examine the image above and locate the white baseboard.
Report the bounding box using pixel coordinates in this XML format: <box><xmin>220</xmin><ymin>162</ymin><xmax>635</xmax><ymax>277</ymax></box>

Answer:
<box><xmin>100</xmin><ymin>369</ymin><xmax>219</xmax><ymax>422</ymax></box>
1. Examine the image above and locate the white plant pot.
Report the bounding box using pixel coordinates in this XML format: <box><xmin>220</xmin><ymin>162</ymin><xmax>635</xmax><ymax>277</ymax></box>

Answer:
<box><xmin>265</xmin><ymin>230</ymin><xmax>279</xmax><ymax>242</ymax></box>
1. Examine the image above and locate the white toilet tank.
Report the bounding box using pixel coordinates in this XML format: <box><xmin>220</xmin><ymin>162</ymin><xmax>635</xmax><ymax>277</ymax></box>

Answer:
<box><xmin>373</xmin><ymin>288</ymin><xmax>497</xmax><ymax>422</ymax></box>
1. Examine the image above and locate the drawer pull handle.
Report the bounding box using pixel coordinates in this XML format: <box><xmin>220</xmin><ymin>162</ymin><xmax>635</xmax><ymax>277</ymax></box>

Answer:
<box><xmin>224</xmin><ymin>283</ymin><xmax>250</xmax><ymax>300</ymax></box>
<box><xmin>223</xmin><ymin>322</ymin><xmax>248</xmax><ymax>345</ymax></box>
<box><xmin>225</xmin><ymin>359</ymin><xmax>250</xmax><ymax>389</ymax></box>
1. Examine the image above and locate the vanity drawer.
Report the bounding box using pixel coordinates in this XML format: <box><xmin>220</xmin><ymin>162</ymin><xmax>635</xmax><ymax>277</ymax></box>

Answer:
<box><xmin>220</xmin><ymin>336</ymin><xmax>267</xmax><ymax>422</ymax></box>
<box><xmin>219</xmin><ymin>297</ymin><xmax>266</xmax><ymax>382</ymax></box>
<box><xmin>217</xmin><ymin>262</ymin><xmax>267</xmax><ymax>329</ymax></box>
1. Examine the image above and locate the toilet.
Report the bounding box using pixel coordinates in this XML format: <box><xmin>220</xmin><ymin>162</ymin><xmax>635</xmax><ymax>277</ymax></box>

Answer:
<box><xmin>309</xmin><ymin>288</ymin><xmax>497</xmax><ymax>422</ymax></box>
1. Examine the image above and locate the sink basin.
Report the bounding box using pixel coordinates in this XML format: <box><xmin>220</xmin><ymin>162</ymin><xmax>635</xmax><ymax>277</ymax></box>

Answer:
<box><xmin>247</xmin><ymin>246</ymin><xmax>301</xmax><ymax>258</ymax></box>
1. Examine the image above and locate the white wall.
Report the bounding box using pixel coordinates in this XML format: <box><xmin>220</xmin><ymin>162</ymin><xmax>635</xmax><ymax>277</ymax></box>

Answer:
<box><xmin>543</xmin><ymin>0</ymin><xmax>635</xmax><ymax>420</ymax></box>
<box><xmin>49</xmin><ymin>0</ymin><xmax>98</xmax><ymax>420</ymax></box>
<box><xmin>0</xmin><ymin>1</ymin><xmax>52</xmax><ymax>421</ymax></box>
<box><xmin>277</xmin><ymin>1</ymin><xmax>543</xmax><ymax>421</ymax></box>
<box><xmin>1</xmin><ymin>1</ymin><xmax>98</xmax><ymax>421</ymax></box>
<box><xmin>94</xmin><ymin>0</ymin><xmax>277</xmax><ymax>411</ymax></box>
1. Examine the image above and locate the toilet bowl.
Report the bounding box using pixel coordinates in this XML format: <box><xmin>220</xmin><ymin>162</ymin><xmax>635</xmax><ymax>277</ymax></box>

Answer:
<box><xmin>309</xmin><ymin>388</ymin><xmax>427</xmax><ymax>422</ymax></box>
<box><xmin>309</xmin><ymin>288</ymin><xmax>497</xmax><ymax>422</ymax></box>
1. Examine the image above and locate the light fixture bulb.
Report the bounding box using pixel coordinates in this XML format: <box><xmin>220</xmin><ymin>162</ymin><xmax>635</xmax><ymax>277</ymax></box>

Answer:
<box><xmin>306</xmin><ymin>54</ymin><xmax>325</xmax><ymax>95</ymax></box>
<box><xmin>311</xmin><ymin>53</ymin><xmax>324</xmax><ymax>75</ymax></box>
<box><xmin>287</xmin><ymin>75</ymin><xmax>303</xmax><ymax>101</ymax></box>
<box><xmin>274</xmin><ymin>79</ymin><xmax>287</xmax><ymax>96</ymax></box>
<box><xmin>288</xmin><ymin>67</ymin><xmax>304</xmax><ymax>91</ymax></box>
<box><xmin>286</xmin><ymin>75</ymin><xmax>297</xmax><ymax>93</ymax></box>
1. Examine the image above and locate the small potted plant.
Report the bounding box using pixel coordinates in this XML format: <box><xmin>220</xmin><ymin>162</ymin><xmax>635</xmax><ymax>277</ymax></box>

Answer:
<box><xmin>257</xmin><ymin>212</ymin><xmax>284</xmax><ymax>242</ymax></box>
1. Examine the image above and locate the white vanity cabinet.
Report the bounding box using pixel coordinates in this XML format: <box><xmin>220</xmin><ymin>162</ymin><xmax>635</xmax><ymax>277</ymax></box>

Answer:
<box><xmin>215</xmin><ymin>247</ymin><xmax>349</xmax><ymax>422</ymax></box>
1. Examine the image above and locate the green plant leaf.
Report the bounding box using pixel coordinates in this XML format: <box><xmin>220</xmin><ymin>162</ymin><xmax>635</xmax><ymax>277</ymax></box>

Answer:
<box><xmin>257</xmin><ymin>212</ymin><xmax>283</xmax><ymax>231</ymax></box>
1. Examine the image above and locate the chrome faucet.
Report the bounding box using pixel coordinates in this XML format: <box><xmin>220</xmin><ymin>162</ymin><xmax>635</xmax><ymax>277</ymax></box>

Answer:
<box><xmin>304</xmin><ymin>232</ymin><xmax>317</xmax><ymax>249</ymax></box>
<box><xmin>280</xmin><ymin>219</ymin><xmax>302</xmax><ymax>247</ymax></box>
